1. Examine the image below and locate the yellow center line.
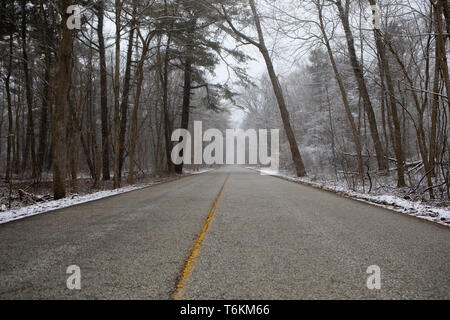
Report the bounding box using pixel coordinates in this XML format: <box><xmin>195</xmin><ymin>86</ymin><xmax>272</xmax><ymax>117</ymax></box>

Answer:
<box><xmin>172</xmin><ymin>174</ymin><xmax>230</xmax><ymax>300</ymax></box>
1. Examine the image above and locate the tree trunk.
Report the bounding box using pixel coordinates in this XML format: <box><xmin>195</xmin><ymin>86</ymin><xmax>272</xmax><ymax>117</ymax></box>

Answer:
<box><xmin>368</xmin><ymin>0</ymin><xmax>405</xmax><ymax>187</ymax></box>
<box><xmin>53</xmin><ymin>0</ymin><xmax>73</xmax><ymax>200</ymax></box>
<box><xmin>175</xmin><ymin>19</ymin><xmax>196</xmax><ymax>175</ymax></box>
<box><xmin>316</xmin><ymin>2</ymin><xmax>364</xmax><ymax>185</ymax></box>
<box><xmin>118</xmin><ymin>2</ymin><xmax>137</xmax><ymax>179</ymax></box>
<box><xmin>21</xmin><ymin>0</ymin><xmax>37</xmax><ymax>178</ymax></box>
<box><xmin>113</xmin><ymin>0</ymin><xmax>122</xmax><ymax>188</ymax></box>
<box><xmin>249</xmin><ymin>0</ymin><xmax>306</xmax><ymax>177</ymax></box>
<box><xmin>68</xmin><ymin>95</ymin><xmax>77</xmax><ymax>192</ymax></box>
<box><xmin>163</xmin><ymin>43</ymin><xmax>174</xmax><ymax>173</ymax></box>
<box><xmin>429</xmin><ymin>43</ymin><xmax>440</xmax><ymax>178</ymax></box>
<box><xmin>335</xmin><ymin>0</ymin><xmax>387</xmax><ymax>172</ymax></box>
<box><xmin>433</xmin><ymin>1</ymin><xmax>450</xmax><ymax>111</ymax></box>
<box><xmin>38</xmin><ymin>54</ymin><xmax>51</xmax><ymax>178</ymax></box>
<box><xmin>96</xmin><ymin>0</ymin><xmax>111</xmax><ymax>181</ymax></box>
<box><xmin>14</xmin><ymin>98</ymin><xmax>20</xmax><ymax>175</ymax></box>
<box><xmin>6</xmin><ymin>32</ymin><xmax>13</xmax><ymax>181</ymax></box>
<box><xmin>37</xmin><ymin>0</ymin><xmax>52</xmax><ymax>178</ymax></box>
<box><xmin>161</xmin><ymin>12</ymin><xmax>175</xmax><ymax>174</ymax></box>
<box><xmin>128</xmin><ymin>36</ymin><xmax>152</xmax><ymax>184</ymax></box>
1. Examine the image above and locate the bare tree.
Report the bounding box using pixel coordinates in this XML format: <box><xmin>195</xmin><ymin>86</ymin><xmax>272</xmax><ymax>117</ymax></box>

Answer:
<box><xmin>128</xmin><ymin>27</ymin><xmax>156</xmax><ymax>184</ymax></box>
<box><xmin>334</xmin><ymin>0</ymin><xmax>387</xmax><ymax>172</ymax></box>
<box><xmin>113</xmin><ymin>0</ymin><xmax>122</xmax><ymax>188</ymax></box>
<box><xmin>217</xmin><ymin>0</ymin><xmax>307</xmax><ymax>176</ymax></box>
<box><xmin>368</xmin><ymin>0</ymin><xmax>405</xmax><ymax>187</ymax></box>
<box><xmin>20</xmin><ymin>0</ymin><xmax>36</xmax><ymax>178</ymax></box>
<box><xmin>53</xmin><ymin>0</ymin><xmax>73</xmax><ymax>199</ymax></box>
<box><xmin>96</xmin><ymin>0</ymin><xmax>111</xmax><ymax>181</ymax></box>
<box><xmin>315</xmin><ymin>0</ymin><xmax>364</xmax><ymax>185</ymax></box>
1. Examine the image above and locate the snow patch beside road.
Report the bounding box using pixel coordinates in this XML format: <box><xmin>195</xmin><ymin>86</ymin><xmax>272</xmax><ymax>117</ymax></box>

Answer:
<box><xmin>0</xmin><ymin>184</ymin><xmax>152</xmax><ymax>225</ymax></box>
<box><xmin>252</xmin><ymin>167</ymin><xmax>450</xmax><ymax>227</ymax></box>
<box><xmin>0</xmin><ymin>169</ymin><xmax>215</xmax><ymax>225</ymax></box>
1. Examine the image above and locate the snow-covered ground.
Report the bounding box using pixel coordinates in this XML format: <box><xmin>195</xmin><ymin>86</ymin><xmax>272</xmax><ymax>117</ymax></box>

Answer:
<box><xmin>0</xmin><ymin>169</ymin><xmax>215</xmax><ymax>225</ymax></box>
<box><xmin>251</xmin><ymin>167</ymin><xmax>450</xmax><ymax>227</ymax></box>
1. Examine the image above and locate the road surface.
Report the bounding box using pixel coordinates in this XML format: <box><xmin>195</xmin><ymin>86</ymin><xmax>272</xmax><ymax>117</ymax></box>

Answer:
<box><xmin>0</xmin><ymin>167</ymin><xmax>449</xmax><ymax>299</ymax></box>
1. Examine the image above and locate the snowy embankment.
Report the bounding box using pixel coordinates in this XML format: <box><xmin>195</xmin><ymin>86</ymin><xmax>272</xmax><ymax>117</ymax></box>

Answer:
<box><xmin>0</xmin><ymin>169</ymin><xmax>214</xmax><ymax>225</ymax></box>
<box><xmin>250</xmin><ymin>167</ymin><xmax>450</xmax><ymax>227</ymax></box>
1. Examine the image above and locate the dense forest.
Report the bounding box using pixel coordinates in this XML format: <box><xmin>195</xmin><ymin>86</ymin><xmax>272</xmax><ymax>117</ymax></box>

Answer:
<box><xmin>0</xmin><ymin>0</ymin><xmax>448</xmax><ymax>208</ymax></box>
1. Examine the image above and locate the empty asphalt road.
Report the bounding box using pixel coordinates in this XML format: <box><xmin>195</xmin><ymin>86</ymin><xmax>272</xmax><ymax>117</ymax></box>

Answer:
<box><xmin>0</xmin><ymin>167</ymin><xmax>449</xmax><ymax>299</ymax></box>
